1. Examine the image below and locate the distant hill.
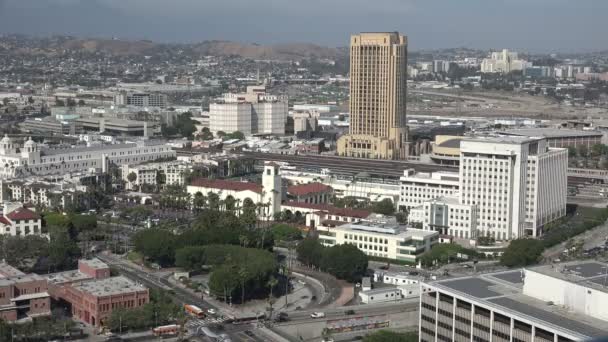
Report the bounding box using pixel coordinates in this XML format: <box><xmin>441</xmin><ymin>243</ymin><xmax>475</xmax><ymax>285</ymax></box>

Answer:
<box><xmin>0</xmin><ymin>35</ymin><xmax>347</xmax><ymax>61</ymax></box>
<box><xmin>191</xmin><ymin>40</ymin><xmax>346</xmax><ymax>60</ymax></box>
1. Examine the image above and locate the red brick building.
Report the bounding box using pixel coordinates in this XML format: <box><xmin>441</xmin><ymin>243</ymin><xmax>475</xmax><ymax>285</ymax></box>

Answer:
<box><xmin>0</xmin><ymin>263</ymin><xmax>51</xmax><ymax>322</ymax></box>
<box><xmin>64</xmin><ymin>276</ymin><xmax>149</xmax><ymax>327</ymax></box>
<box><xmin>46</xmin><ymin>258</ymin><xmax>111</xmax><ymax>302</ymax></box>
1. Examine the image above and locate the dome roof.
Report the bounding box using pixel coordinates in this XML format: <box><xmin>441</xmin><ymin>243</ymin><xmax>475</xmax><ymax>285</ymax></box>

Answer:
<box><xmin>24</xmin><ymin>137</ymin><xmax>36</xmax><ymax>147</ymax></box>
<box><xmin>0</xmin><ymin>134</ymin><xmax>11</xmax><ymax>144</ymax></box>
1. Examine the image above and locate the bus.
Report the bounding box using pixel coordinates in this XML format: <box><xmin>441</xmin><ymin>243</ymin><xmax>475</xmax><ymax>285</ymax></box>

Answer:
<box><xmin>152</xmin><ymin>324</ymin><xmax>180</xmax><ymax>337</ymax></box>
<box><xmin>228</xmin><ymin>313</ymin><xmax>265</xmax><ymax>325</ymax></box>
<box><xmin>184</xmin><ymin>304</ymin><xmax>205</xmax><ymax>318</ymax></box>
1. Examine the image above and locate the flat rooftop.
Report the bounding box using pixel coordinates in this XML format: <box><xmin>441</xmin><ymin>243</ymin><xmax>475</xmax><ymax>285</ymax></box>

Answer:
<box><xmin>427</xmin><ymin>267</ymin><xmax>608</xmax><ymax>339</ymax></box>
<box><xmin>338</xmin><ymin>220</ymin><xmax>438</xmax><ymax>240</ymax></box>
<box><xmin>79</xmin><ymin>258</ymin><xmax>109</xmax><ymax>270</ymax></box>
<box><xmin>46</xmin><ymin>270</ymin><xmax>91</xmax><ymax>285</ymax></box>
<box><xmin>73</xmin><ymin>276</ymin><xmax>147</xmax><ymax>297</ymax></box>
<box><xmin>528</xmin><ymin>260</ymin><xmax>608</xmax><ymax>294</ymax></box>
<box><xmin>502</xmin><ymin>128</ymin><xmax>602</xmax><ymax>138</ymax></box>
<box><xmin>0</xmin><ymin>262</ymin><xmax>26</xmax><ymax>278</ymax></box>
<box><xmin>462</xmin><ymin>135</ymin><xmax>539</xmax><ymax>145</ymax></box>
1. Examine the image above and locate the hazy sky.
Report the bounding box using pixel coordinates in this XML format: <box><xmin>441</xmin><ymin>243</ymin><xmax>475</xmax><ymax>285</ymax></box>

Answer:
<box><xmin>0</xmin><ymin>0</ymin><xmax>606</xmax><ymax>52</ymax></box>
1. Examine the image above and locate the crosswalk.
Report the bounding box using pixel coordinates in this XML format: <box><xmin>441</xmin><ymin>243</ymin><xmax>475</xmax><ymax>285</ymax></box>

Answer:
<box><xmin>187</xmin><ymin>316</ymin><xmax>227</xmax><ymax>328</ymax></box>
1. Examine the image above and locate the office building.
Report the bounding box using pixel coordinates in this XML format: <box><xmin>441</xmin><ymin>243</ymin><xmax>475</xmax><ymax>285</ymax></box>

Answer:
<box><xmin>480</xmin><ymin>49</ymin><xmax>531</xmax><ymax>74</ymax></box>
<box><xmin>0</xmin><ymin>263</ymin><xmax>51</xmax><ymax>322</ymax></box>
<box><xmin>0</xmin><ymin>136</ymin><xmax>175</xmax><ymax>179</ymax></box>
<box><xmin>399</xmin><ymin>169</ymin><xmax>460</xmax><ymax>209</ymax></box>
<box><xmin>209</xmin><ymin>86</ymin><xmax>288</xmax><ymax>135</ymax></box>
<box><xmin>114</xmin><ymin>92</ymin><xmax>168</xmax><ymax>108</ymax></box>
<box><xmin>317</xmin><ymin>214</ymin><xmax>438</xmax><ymax>262</ymax></box>
<box><xmin>22</xmin><ymin>117</ymin><xmax>82</xmax><ymax>135</ymax></box>
<box><xmin>420</xmin><ymin>261</ymin><xmax>608</xmax><ymax>342</ymax></box>
<box><xmin>414</xmin><ymin>137</ymin><xmax>567</xmax><ymax>240</ymax></box>
<box><xmin>459</xmin><ymin>137</ymin><xmax>567</xmax><ymax>239</ymax></box>
<box><xmin>337</xmin><ymin>32</ymin><xmax>409</xmax><ymax>160</ymax></box>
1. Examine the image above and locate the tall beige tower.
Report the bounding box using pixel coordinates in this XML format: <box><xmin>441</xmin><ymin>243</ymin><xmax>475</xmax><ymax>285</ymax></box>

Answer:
<box><xmin>337</xmin><ymin>32</ymin><xmax>409</xmax><ymax>160</ymax></box>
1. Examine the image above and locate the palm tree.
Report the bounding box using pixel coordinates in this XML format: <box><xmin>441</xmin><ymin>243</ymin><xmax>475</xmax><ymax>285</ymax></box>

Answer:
<box><xmin>238</xmin><ymin>268</ymin><xmax>249</xmax><ymax>304</ymax></box>
<box><xmin>267</xmin><ymin>275</ymin><xmax>278</xmax><ymax>299</ymax></box>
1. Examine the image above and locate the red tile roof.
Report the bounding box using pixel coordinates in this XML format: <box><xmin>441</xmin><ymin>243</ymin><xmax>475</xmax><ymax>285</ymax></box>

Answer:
<box><xmin>284</xmin><ymin>201</ymin><xmax>370</xmax><ymax>219</ymax></box>
<box><xmin>0</xmin><ymin>216</ymin><xmax>10</xmax><ymax>225</ymax></box>
<box><xmin>287</xmin><ymin>182</ymin><xmax>332</xmax><ymax>196</ymax></box>
<box><xmin>190</xmin><ymin>178</ymin><xmax>263</xmax><ymax>194</ymax></box>
<box><xmin>7</xmin><ymin>207</ymin><xmax>40</xmax><ymax>221</ymax></box>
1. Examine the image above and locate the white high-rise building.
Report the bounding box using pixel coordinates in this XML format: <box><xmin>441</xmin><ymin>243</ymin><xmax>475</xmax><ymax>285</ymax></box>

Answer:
<box><xmin>209</xmin><ymin>86</ymin><xmax>287</xmax><ymax>136</ymax></box>
<box><xmin>412</xmin><ymin>136</ymin><xmax>567</xmax><ymax>241</ymax></box>
<box><xmin>458</xmin><ymin>137</ymin><xmax>567</xmax><ymax>240</ymax></box>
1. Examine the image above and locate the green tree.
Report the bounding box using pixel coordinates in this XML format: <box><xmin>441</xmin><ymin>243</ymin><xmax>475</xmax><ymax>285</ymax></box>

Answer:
<box><xmin>175</xmin><ymin>246</ymin><xmax>207</xmax><ymax>271</ymax></box>
<box><xmin>296</xmin><ymin>237</ymin><xmax>325</xmax><ymax>268</ymax></box>
<box><xmin>127</xmin><ymin>172</ymin><xmax>137</xmax><ymax>184</ymax></box>
<box><xmin>320</xmin><ymin>244</ymin><xmax>368</xmax><ymax>282</ymax></box>
<box><xmin>363</xmin><ymin>330</ymin><xmax>418</xmax><ymax>342</ymax></box>
<box><xmin>48</xmin><ymin>228</ymin><xmax>80</xmax><ymax>271</ymax></box>
<box><xmin>270</xmin><ymin>224</ymin><xmax>303</xmax><ymax>242</ymax></box>
<box><xmin>420</xmin><ymin>243</ymin><xmax>479</xmax><ymax>267</ymax></box>
<box><xmin>577</xmin><ymin>144</ymin><xmax>588</xmax><ymax>158</ymax></box>
<box><xmin>500</xmin><ymin>239</ymin><xmax>545</xmax><ymax>267</ymax></box>
<box><xmin>132</xmin><ymin>229</ymin><xmax>176</xmax><ymax>266</ymax></box>
<box><xmin>372</xmin><ymin>198</ymin><xmax>395</xmax><ymax>215</ymax></box>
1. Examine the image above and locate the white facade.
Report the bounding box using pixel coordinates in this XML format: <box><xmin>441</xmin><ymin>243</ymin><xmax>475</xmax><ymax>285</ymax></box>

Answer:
<box><xmin>209</xmin><ymin>102</ymin><xmax>252</xmax><ymax>134</ymax></box>
<box><xmin>459</xmin><ymin>137</ymin><xmax>567</xmax><ymax>240</ymax></box>
<box><xmin>399</xmin><ymin>169</ymin><xmax>460</xmax><ymax>209</ymax></box>
<box><xmin>525</xmin><ymin>148</ymin><xmax>568</xmax><ymax>236</ymax></box>
<box><xmin>282</xmin><ymin>170</ymin><xmax>400</xmax><ymax>203</ymax></box>
<box><xmin>122</xmin><ymin>161</ymin><xmax>190</xmax><ymax>190</ymax></box>
<box><xmin>186</xmin><ymin>162</ymin><xmax>281</xmax><ymax>219</ymax></box>
<box><xmin>0</xmin><ymin>202</ymin><xmax>43</xmax><ymax>237</ymax></box>
<box><xmin>317</xmin><ymin>216</ymin><xmax>439</xmax><ymax>263</ymax></box>
<box><xmin>359</xmin><ymin>288</ymin><xmax>403</xmax><ymax>304</ymax></box>
<box><xmin>523</xmin><ymin>264</ymin><xmax>608</xmax><ymax>322</ymax></box>
<box><xmin>413</xmin><ymin>136</ymin><xmax>567</xmax><ymax>241</ymax></box>
<box><xmin>209</xmin><ymin>87</ymin><xmax>287</xmax><ymax>136</ymax></box>
<box><xmin>480</xmin><ymin>49</ymin><xmax>531</xmax><ymax>74</ymax></box>
<box><xmin>0</xmin><ymin>136</ymin><xmax>175</xmax><ymax>179</ymax></box>
<box><xmin>421</xmin><ymin>195</ymin><xmax>478</xmax><ymax>240</ymax></box>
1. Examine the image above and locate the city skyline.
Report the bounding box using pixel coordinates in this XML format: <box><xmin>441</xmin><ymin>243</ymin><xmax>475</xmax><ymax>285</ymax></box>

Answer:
<box><xmin>0</xmin><ymin>0</ymin><xmax>607</xmax><ymax>53</ymax></box>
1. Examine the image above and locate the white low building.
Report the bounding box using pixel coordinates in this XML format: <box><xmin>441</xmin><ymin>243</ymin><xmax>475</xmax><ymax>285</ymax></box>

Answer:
<box><xmin>0</xmin><ymin>135</ymin><xmax>175</xmax><ymax>179</ymax></box>
<box><xmin>122</xmin><ymin>161</ymin><xmax>190</xmax><ymax>190</ymax></box>
<box><xmin>317</xmin><ymin>215</ymin><xmax>439</xmax><ymax>263</ymax></box>
<box><xmin>186</xmin><ymin>162</ymin><xmax>281</xmax><ymax>219</ymax></box>
<box><xmin>281</xmin><ymin>169</ymin><xmax>400</xmax><ymax>203</ymax></box>
<box><xmin>359</xmin><ymin>287</ymin><xmax>403</xmax><ymax>304</ymax></box>
<box><xmin>0</xmin><ymin>202</ymin><xmax>43</xmax><ymax>237</ymax></box>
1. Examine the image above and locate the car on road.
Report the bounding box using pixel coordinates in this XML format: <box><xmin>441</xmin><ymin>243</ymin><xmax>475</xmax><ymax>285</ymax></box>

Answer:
<box><xmin>321</xmin><ymin>338</ymin><xmax>334</xmax><ymax>342</ymax></box>
<box><xmin>345</xmin><ymin>309</ymin><xmax>356</xmax><ymax>315</ymax></box>
<box><xmin>244</xmin><ymin>330</ymin><xmax>255</xmax><ymax>337</ymax></box>
<box><xmin>274</xmin><ymin>312</ymin><xmax>289</xmax><ymax>322</ymax></box>
<box><xmin>311</xmin><ymin>312</ymin><xmax>325</xmax><ymax>319</ymax></box>
<box><xmin>207</xmin><ymin>308</ymin><xmax>216</xmax><ymax>315</ymax></box>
